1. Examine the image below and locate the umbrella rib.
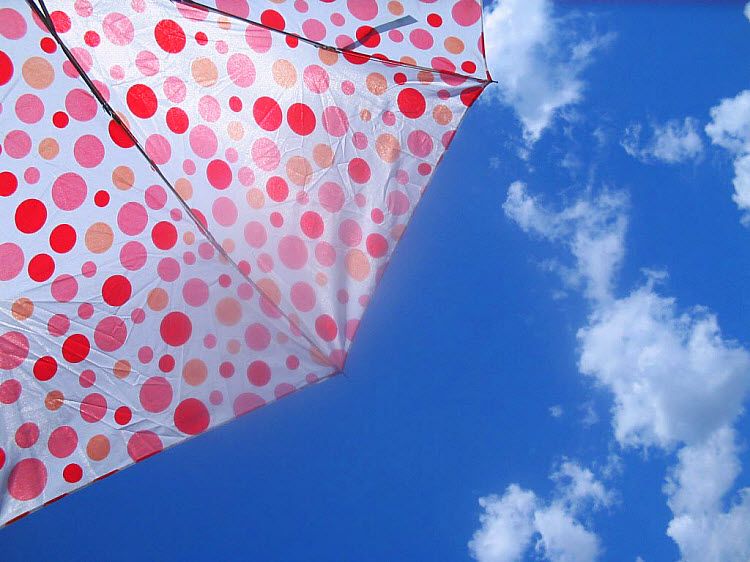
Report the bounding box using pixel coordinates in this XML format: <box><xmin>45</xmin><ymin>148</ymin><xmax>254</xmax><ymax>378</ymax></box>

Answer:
<box><xmin>25</xmin><ymin>0</ymin><xmax>337</xmax><ymax>369</ymax></box>
<box><xmin>172</xmin><ymin>0</ymin><xmax>496</xmax><ymax>85</ymax></box>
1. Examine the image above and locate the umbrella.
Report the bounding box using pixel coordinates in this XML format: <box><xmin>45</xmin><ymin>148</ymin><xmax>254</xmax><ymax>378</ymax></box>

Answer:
<box><xmin>0</xmin><ymin>0</ymin><xmax>490</xmax><ymax>526</ymax></box>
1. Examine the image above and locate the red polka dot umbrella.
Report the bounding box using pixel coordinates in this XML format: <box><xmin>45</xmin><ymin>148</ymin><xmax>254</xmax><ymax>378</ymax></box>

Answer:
<box><xmin>0</xmin><ymin>0</ymin><xmax>490</xmax><ymax>525</ymax></box>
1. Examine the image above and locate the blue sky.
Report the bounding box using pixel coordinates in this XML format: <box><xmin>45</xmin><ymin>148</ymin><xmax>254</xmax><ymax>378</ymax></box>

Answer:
<box><xmin>4</xmin><ymin>1</ymin><xmax>750</xmax><ymax>560</ymax></box>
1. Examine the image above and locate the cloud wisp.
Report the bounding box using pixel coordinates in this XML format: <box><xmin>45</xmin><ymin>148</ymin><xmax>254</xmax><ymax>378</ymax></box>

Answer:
<box><xmin>483</xmin><ymin>0</ymin><xmax>610</xmax><ymax>145</ymax></box>
<box><xmin>621</xmin><ymin>118</ymin><xmax>704</xmax><ymax>164</ymax></box>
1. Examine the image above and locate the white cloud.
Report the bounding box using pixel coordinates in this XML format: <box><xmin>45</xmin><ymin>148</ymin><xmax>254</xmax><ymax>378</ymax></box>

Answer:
<box><xmin>550</xmin><ymin>405</ymin><xmax>564</xmax><ymax>418</ymax></box>
<box><xmin>503</xmin><ymin>183</ymin><xmax>750</xmax><ymax>561</ymax></box>
<box><xmin>622</xmin><ymin>118</ymin><xmax>704</xmax><ymax>164</ymax></box>
<box><xmin>705</xmin><ymin>90</ymin><xmax>750</xmax><ymax>223</ymax></box>
<box><xmin>744</xmin><ymin>2</ymin><xmax>750</xmax><ymax>22</ymax></box>
<box><xmin>469</xmin><ymin>462</ymin><xmax>609</xmax><ymax>562</ymax></box>
<box><xmin>483</xmin><ymin>0</ymin><xmax>609</xmax><ymax>143</ymax></box>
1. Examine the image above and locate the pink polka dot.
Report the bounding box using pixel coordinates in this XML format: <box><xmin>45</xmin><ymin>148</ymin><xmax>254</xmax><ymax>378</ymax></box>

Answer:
<box><xmin>278</xmin><ymin>236</ymin><xmax>308</xmax><ymax>269</ymax></box>
<box><xmin>315</xmin><ymin>241</ymin><xmax>337</xmax><ymax>267</ymax></box>
<box><xmin>290</xmin><ymin>282</ymin><xmax>316</xmax><ymax>312</ymax></box>
<box><xmin>322</xmin><ymin>106</ymin><xmax>349</xmax><ymax>137</ymax></box>
<box><xmin>319</xmin><ymin>181</ymin><xmax>345</xmax><ymax>212</ymax></box>
<box><xmin>120</xmin><ymin>241</ymin><xmax>147</xmax><ymax>270</ymax></box>
<box><xmin>51</xmin><ymin>274</ymin><xmax>78</xmax><ymax>302</ymax></box>
<box><xmin>452</xmin><ymin>0</ymin><xmax>482</xmax><ymax>26</ymax></box>
<box><xmin>302</xmin><ymin>18</ymin><xmax>326</xmax><ymax>41</ymax></box>
<box><xmin>8</xmin><ymin>458</ymin><xmax>47</xmax><ymax>501</ymax></box>
<box><xmin>73</xmin><ymin>135</ymin><xmax>105</xmax><ymax>168</ymax></box>
<box><xmin>15</xmin><ymin>94</ymin><xmax>44</xmax><ymax>124</ymax></box>
<box><xmin>233</xmin><ymin>392</ymin><xmax>266</xmax><ymax>416</ymax></box>
<box><xmin>0</xmin><ymin>243</ymin><xmax>24</xmax><ymax>281</ymax></box>
<box><xmin>244</xmin><ymin>221</ymin><xmax>267</xmax><ymax>248</ymax></box>
<box><xmin>145</xmin><ymin>134</ymin><xmax>171</xmax><ymax>165</ymax></box>
<box><xmin>0</xmin><ymin>331</ymin><xmax>28</xmax><ymax>370</ymax></box>
<box><xmin>199</xmin><ymin>95</ymin><xmax>221</xmax><ymax>122</ymax></box>
<box><xmin>117</xmin><ymin>202</ymin><xmax>148</xmax><ymax>235</ymax></box>
<box><xmin>407</xmin><ymin>130</ymin><xmax>434</xmax><ymax>158</ymax></box>
<box><xmin>227</xmin><ymin>53</ymin><xmax>255</xmax><ymax>87</ymax></box>
<box><xmin>189</xmin><ymin>125</ymin><xmax>217</xmax><ymax>159</ymax></box>
<box><xmin>409</xmin><ymin>28</ymin><xmax>434</xmax><ymax>50</ymax></box>
<box><xmin>127</xmin><ymin>430</ymin><xmax>163</xmax><ymax>461</ymax></box>
<box><xmin>212</xmin><ymin>196</ymin><xmax>238</xmax><ymax>226</ymax></box>
<box><xmin>164</xmin><ymin>76</ymin><xmax>186</xmax><ymax>103</ymax></box>
<box><xmin>80</xmin><ymin>393</ymin><xmax>107</xmax><ymax>423</ymax></box>
<box><xmin>0</xmin><ymin>8</ymin><xmax>27</xmax><ymax>40</ymax></box>
<box><xmin>52</xmin><ymin>172</ymin><xmax>87</xmax><ymax>211</ymax></box>
<box><xmin>387</xmin><ymin>191</ymin><xmax>410</xmax><ymax>215</ymax></box>
<box><xmin>139</xmin><ymin>376</ymin><xmax>173</xmax><ymax>413</ymax></box>
<box><xmin>303</xmin><ymin>65</ymin><xmax>329</xmax><ymax>93</ymax></box>
<box><xmin>4</xmin><ymin>130</ymin><xmax>31</xmax><ymax>159</ymax></box>
<box><xmin>245</xmin><ymin>323</ymin><xmax>271</xmax><ymax>351</ymax></box>
<box><xmin>251</xmin><ymin>138</ymin><xmax>280</xmax><ymax>171</ymax></box>
<box><xmin>48</xmin><ymin>426</ymin><xmax>78</xmax><ymax>458</ymax></box>
<box><xmin>136</xmin><ymin>50</ymin><xmax>160</xmax><ymax>76</ymax></box>
<box><xmin>347</xmin><ymin>0</ymin><xmax>377</xmax><ymax>20</ymax></box>
<box><xmin>94</xmin><ymin>316</ymin><xmax>127</xmax><ymax>352</ymax></box>
<box><xmin>103</xmin><ymin>12</ymin><xmax>134</xmax><ymax>45</ymax></box>
<box><xmin>157</xmin><ymin>257</ymin><xmax>180</xmax><ymax>281</ymax></box>
<box><xmin>338</xmin><ymin>219</ymin><xmax>363</xmax><ymax>247</ymax></box>
<box><xmin>183</xmin><ymin>278</ymin><xmax>209</xmax><ymax>307</ymax></box>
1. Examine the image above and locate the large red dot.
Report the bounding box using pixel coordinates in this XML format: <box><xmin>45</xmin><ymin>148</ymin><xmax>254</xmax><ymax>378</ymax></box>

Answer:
<box><xmin>173</xmin><ymin>398</ymin><xmax>209</xmax><ymax>435</ymax></box>
<box><xmin>8</xmin><ymin>458</ymin><xmax>47</xmax><ymax>501</ymax></box>
<box><xmin>260</xmin><ymin>9</ymin><xmax>285</xmax><ymax>30</ymax></box>
<box><xmin>49</xmin><ymin>224</ymin><xmax>77</xmax><ymax>253</ymax></box>
<box><xmin>15</xmin><ymin>199</ymin><xmax>47</xmax><ymax>234</ymax></box>
<box><xmin>126</xmin><ymin>84</ymin><xmax>158</xmax><ymax>119</ymax></box>
<box><xmin>253</xmin><ymin>97</ymin><xmax>282</xmax><ymax>131</ymax></box>
<box><xmin>397</xmin><ymin>88</ymin><xmax>426</xmax><ymax>119</ymax></box>
<box><xmin>114</xmin><ymin>406</ymin><xmax>132</xmax><ymax>425</ymax></box>
<box><xmin>109</xmin><ymin>119</ymin><xmax>135</xmax><ymax>148</ymax></box>
<box><xmin>166</xmin><ymin>107</ymin><xmax>189</xmax><ymax>134</ymax></box>
<box><xmin>33</xmin><ymin>355</ymin><xmax>58</xmax><ymax>381</ymax></box>
<box><xmin>62</xmin><ymin>334</ymin><xmax>90</xmax><ymax>363</ymax></box>
<box><xmin>287</xmin><ymin>103</ymin><xmax>316</xmax><ymax>136</ymax></box>
<box><xmin>300</xmin><ymin>211</ymin><xmax>324</xmax><ymax>238</ymax></box>
<box><xmin>63</xmin><ymin>463</ymin><xmax>83</xmax><ymax>483</ymax></box>
<box><xmin>207</xmin><ymin>159</ymin><xmax>232</xmax><ymax>189</ymax></box>
<box><xmin>102</xmin><ymin>275</ymin><xmax>132</xmax><ymax>307</ymax></box>
<box><xmin>0</xmin><ymin>171</ymin><xmax>18</xmax><ymax>196</ymax></box>
<box><xmin>0</xmin><ymin>51</ymin><xmax>13</xmax><ymax>87</ymax></box>
<box><xmin>28</xmin><ymin>253</ymin><xmax>55</xmax><ymax>282</ymax></box>
<box><xmin>151</xmin><ymin>221</ymin><xmax>177</xmax><ymax>250</ymax></box>
<box><xmin>154</xmin><ymin>19</ymin><xmax>186</xmax><ymax>53</ymax></box>
<box><xmin>160</xmin><ymin>311</ymin><xmax>192</xmax><ymax>346</ymax></box>
<box><xmin>366</xmin><ymin>233</ymin><xmax>388</xmax><ymax>258</ymax></box>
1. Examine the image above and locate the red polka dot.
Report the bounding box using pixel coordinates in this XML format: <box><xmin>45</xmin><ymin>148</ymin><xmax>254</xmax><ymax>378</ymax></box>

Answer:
<box><xmin>127</xmin><ymin>431</ymin><xmax>163</xmax><ymax>461</ymax></box>
<box><xmin>48</xmin><ymin>426</ymin><xmax>77</xmax><ymax>458</ymax></box>
<box><xmin>40</xmin><ymin>37</ymin><xmax>56</xmax><ymax>54</ymax></box>
<box><xmin>53</xmin><ymin>111</ymin><xmax>69</xmax><ymax>128</ymax></box>
<box><xmin>266</xmin><ymin>176</ymin><xmax>288</xmax><ymax>202</ymax></box>
<box><xmin>151</xmin><ymin>221</ymin><xmax>177</xmax><ymax>250</ymax></box>
<box><xmin>28</xmin><ymin>253</ymin><xmax>55</xmax><ymax>282</ymax></box>
<box><xmin>195</xmin><ymin>31</ymin><xmax>208</xmax><ymax>45</ymax></box>
<box><xmin>460</xmin><ymin>86</ymin><xmax>483</xmax><ymax>107</ymax></box>
<box><xmin>166</xmin><ymin>107</ymin><xmax>189</xmax><ymax>133</ymax></box>
<box><xmin>0</xmin><ymin>51</ymin><xmax>13</xmax><ymax>87</ymax></box>
<box><xmin>315</xmin><ymin>314</ymin><xmax>338</xmax><ymax>342</ymax></box>
<box><xmin>33</xmin><ymin>356</ymin><xmax>58</xmax><ymax>381</ymax></box>
<box><xmin>102</xmin><ymin>275</ymin><xmax>132</xmax><ymax>307</ymax></box>
<box><xmin>160</xmin><ymin>311</ymin><xmax>192</xmax><ymax>346</ymax></box>
<box><xmin>62</xmin><ymin>334</ymin><xmax>90</xmax><ymax>363</ymax></box>
<box><xmin>139</xmin><ymin>376</ymin><xmax>173</xmax><ymax>413</ymax></box>
<box><xmin>127</xmin><ymin>84</ymin><xmax>158</xmax><ymax>119</ymax></box>
<box><xmin>114</xmin><ymin>406</ymin><xmax>132</xmax><ymax>425</ymax></box>
<box><xmin>94</xmin><ymin>190</ymin><xmax>110</xmax><ymax>207</ymax></box>
<box><xmin>0</xmin><ymin>379</ymin><xmax>21</xmax><ymax>404</ymax></box>
<box><xmin>207</xmin><ymin>159</ymin><xmax>232</xmax><ymax>189</ymax></box>
<box><xmin>84</xmin><ymin>30</ymin><xmax>100</xmax><ymax>47</ymax></box>
<box><xmin>0</xmin><ymin>448</ymin><xmax>4</xmax><ymax>470</ymax></box>
<box><xmin>287</xmin><ymin>103</ymin><xmax>316</xmax><ymax>136</ymax></box>
<box><xmin>247</xmin><ymin>361</ymin><xmax>271</xmax><ymax>386</ymax></box>
<box><xmin>397</xmin><ymin>88</ymin><xmax>426</xmax><ymax>119</ymax></box>
<box><xmin>49</xmin><ymin>224</ymin><xmax>77</xmax><ymax>253</ymax></box>
<box><xmin>8</xmin><ymin>458</ymin><xmax>47</xmax><ymax>501</ymax></box>
<box><xmin>50</xmin><ymin>11</ymin><xmax>71</xmax><ymax>33</ymax></box>
<box><xmin>80</xmin><ymin>393</ymin><xmax>107</xmax><ymax>423</ymax></box>
<box><xmin>154</xmin><ymin>19</ymin><xmax>186</xmax><ymax>53</ymax></box>
<box><xmin>173</xmin><ymin>398</ymin><xmax>209</xmax><ymax>435</ymax></box>
<box><xmin>261</xmin><ymin>9</ymin><xmax>285</xmax><ymax>30</ymax></box>
<box><xmin>253</xmin><ymin>97</ymin><xmax>282</xmax><ymax>131</ymax></box>
<box><xmin>366</xmin><ymin>233</ymin><xmax>388</xmax><ymax>258</ymax></box>
<box><xmin>0</xmin><ymin>171</ymin><xmax>18</xmax><ymax>196</ymax></box>
<box><xmin>63</xmin><ymin>463</ymin><xmax>83</xmax><ymax>483</ymax></box>
<box><xmin>15</xmin><ymin>199</ymin><xmax>47</xmax><ymax>234</ymax></box>
<box><xmin>109</xmin><ymin>119</ymin><xmax>135</xmax><ymax>148</ymax></box>
<box><xmin>356</xmin><ymin>25</ymin><xmax>380</xmax><ymax>47</ymax></box>
<box><xmin>300</xmin><ymin>211</ymin><xmax>324</xmax><ymax>238</ymax></box>
<box><xmin>427</xmin><ymin>13</ymin><xmax>443</xmax><ymax>27</ymax></box>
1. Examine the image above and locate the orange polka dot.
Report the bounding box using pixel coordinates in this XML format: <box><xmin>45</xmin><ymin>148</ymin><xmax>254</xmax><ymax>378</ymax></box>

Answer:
<box><xmin>39</xmin><ymin>138</ymin><xmax>59</xmax><ymax>160</ymax></box>
<box><xmin>87</xmin><ymin>435</ymin><xmax>110</xmax><ymax>461</ymax></box>
<box><xmin>433</xmin><ymin>105</ymin><xmax>453</xmax><ymax>126</ymax></box>
<box><xmin>175</xmin><ymin>177</ymin><xmax>193</xmax><ymax>200</ymax></box>
<box><xmin>45</xmin><ymin>390</ymin><xmax>64</xmax><ymax>411</ymax></box>
<box><xmin>257</xmin><ymin>278</ymin><xmax>281</xmax><ymax>306</ymax></box>
<box><xmin>12</xmin><ymin>297</ymin><xmax>33</xmax><ymax>321</ymax></box>
<box><xmin>22</xmin><ymin>56</ymin><xmax>54</xmax><ymax>89</ymax></box>
<box><xmin>318</xmin><ymin>48</ymin><xmax>338</xmax><ymax>66</ymax></box>
<box><xmin>346</xmin><ymin>250</ymin><xmax>371</xmax><ymax>281</ymax></box>
<box><xmin>85</xmin><ymin>222</ymin><xmax>114</xmax><ymax>254</ymax></box>
<box><xmin>246</xmin><ymin>188</ymin><xmax>264</xmax><ymax>209</ymax></box>
<box><xmin>313</xmin><ymin>144</ymin><xmax>334</xmax><ymax>168</ymax></box>
<box><xmin>192</xmin><ymin>57</ymin><xmax>218</xmax><ymax>87</ymax></box>
<box><xmin>376</xmin><ymin>134</ymin><xmax>401</xmax><ymax>163</ymax></box>
<box><xmin>366</xmin><ymin>73</ymin><xmax>388</xmax><ymax>95</ymax></box>
<box><xmin>286</xmin><ymin>156</ymin><xmax>313</xmax><ymax>186</ymax></box>
<box><xmin>183</xmin><ymin>359</ymin><xmax>207</xmax><ymax>386</ymax></box>
<box><xmin>112</xmin><ymin>166</ymin><xmax>134</xmax><ymax>190</ymax></box>
<box><xmin>113</xmin><ymin>359</ymin><xmax>131</xmax><ymax>379</ymax></box>
<box><xmin>444</xmin><ymin>36</ymin><xmax>465</xmax><ymax>55</ymax></box>
<box><xmin>273</xmin><ymin>59</ymin><xmax>297</xmax><ymax>88</ymax></box>
<box><xmin>147</xmin><ymin>288</ymin><xmax>168</xmax><ymax>311</ymax></box>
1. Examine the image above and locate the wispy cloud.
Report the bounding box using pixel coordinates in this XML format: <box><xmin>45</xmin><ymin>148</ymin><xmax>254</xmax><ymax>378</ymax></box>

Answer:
<box><xmin>483</xmin><ymin>0</ymin><xmax>611</xmax><ymax>144</ymax></box>
<box><xmin>705</xmin><ymin>90</ymin><xmax>750</xmax><ymax>224</ymax></box>
<box><xmin>497</xmin><ymin>183</ymin><xmax>750</xmax><ymax>561</ymax></box>
<box><xmin>621</xmin><ymin>118</ymin><xmax>704</xmax><ymax>164</ymax></box>
<box><xmin>469</xmin><ymin>461</ymin><xmax>612</xmax><ymax>562</ymax></box>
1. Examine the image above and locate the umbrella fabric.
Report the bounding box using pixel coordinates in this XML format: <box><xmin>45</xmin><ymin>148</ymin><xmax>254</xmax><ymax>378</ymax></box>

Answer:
<box><xmin>0</xmin><ymin>0</ymin><xmax>489</xmax><ymax>526</ymax></box>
